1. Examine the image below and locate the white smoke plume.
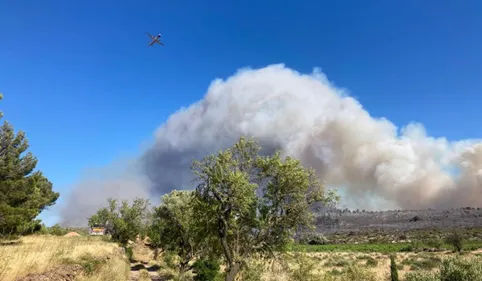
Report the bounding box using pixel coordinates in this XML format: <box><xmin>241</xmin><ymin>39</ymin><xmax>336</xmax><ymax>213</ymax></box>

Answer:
<box><xmin>59</xmin><ymin>64</ymin><xmax>482</xmax><ymax>226</ymax></box>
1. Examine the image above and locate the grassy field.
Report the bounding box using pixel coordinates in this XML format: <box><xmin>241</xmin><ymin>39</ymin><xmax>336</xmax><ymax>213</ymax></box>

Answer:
<box><xmin>0</xmin><ymin>235</ymin><xmax>130</xmax><ymax>281</ymax></box>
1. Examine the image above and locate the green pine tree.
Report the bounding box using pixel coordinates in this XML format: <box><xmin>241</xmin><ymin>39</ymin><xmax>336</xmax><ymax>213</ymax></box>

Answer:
<box><xmin>0</xmin><ymin>94</ymin><xmax>59</xmax><ymax>236</ymax></box>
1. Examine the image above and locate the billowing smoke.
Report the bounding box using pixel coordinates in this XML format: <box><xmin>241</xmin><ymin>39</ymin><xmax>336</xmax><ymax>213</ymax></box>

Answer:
<box><xmin>59</xmin><ymin>64</ymin><xmax>482</xmax><ymax>226</ymax></box>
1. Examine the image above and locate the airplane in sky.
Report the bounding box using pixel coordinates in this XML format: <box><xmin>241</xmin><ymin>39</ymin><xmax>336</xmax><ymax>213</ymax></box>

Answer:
<box><xmin>146</xmin><ymin>32</ymin><xmax>164</xmax><ymax>47</ymax></box>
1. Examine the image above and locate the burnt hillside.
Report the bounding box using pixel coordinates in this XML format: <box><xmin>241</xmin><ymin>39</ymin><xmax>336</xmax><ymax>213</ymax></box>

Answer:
<box><xmin>314</xmin><ymin>207</ymin><xmax>482</xmax><ymax>234</ymax></box>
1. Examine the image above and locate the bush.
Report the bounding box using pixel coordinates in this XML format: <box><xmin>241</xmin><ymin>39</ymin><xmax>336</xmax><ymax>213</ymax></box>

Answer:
<box><xmin>365</xmin><ymin>257</ymin><xmax>378</xmax><ymax>267</ymax></box>
<box><xmin>77</xmin><ymin>254</ymin><xmax>106</xmax><ymax>275</ymax></box>
<box><xmin>289</xmin><ymin>252</ymin><xmax>319</xmax><ymax>281</ymax></box>
<box><xmin>124</xmin><ymin>246</ymin><xmax>134</xmax><ymax>262</ymax></box>
<box><xmin>390</xmin><ymin>255</ymin><xmax>399</xmax><ymax>281</ymax></box>
<box><xmin>192</xmin><ymin>258</ymin><xmax>221</xmax><ymax>281</ymax></box>
<box><xmin>439</xmin><ymin>256</ymin><xmax>482</xmax><ymax>281</ymax></box>
<box><xmin>405</xmin><ymin>271</ymin><xmax>438</xmax><ymax>281</ymax></box>
<box><xmin>405</xmin><ymin>256</ymin><xmax>482</xmax><ymax>281</ymax></box>
<box><xmin>299</xmin><ymin>232</ymin><xmax>329</xmax><ymax>245</ymax></box>
<box><xmin>240</xmin><ymin>259</ymin><xmax>264</xmax><ymax>281</ymax></box>
<box><xmin>445</xmin><ymin>232</ymin><xmax>464</xmax><ymax>252</ymax></box>
<box><xmin>341</xmin><ymin>264</ymin><xmax>376</xmax><ymax>281</ymax></box>
<box><xmin>426</xmin><ymin>238</ymin><xmax>443</xmax><ymax>250</ymax></box>
<box><xmin>163</xmin><ymin>250</ymin><xmax>180</xmax><ymax>269</ymax></box>
<box><xmin>49</xmin><ymin>224</ymin><xmax>68</xmax><ymax>236</ymax></box>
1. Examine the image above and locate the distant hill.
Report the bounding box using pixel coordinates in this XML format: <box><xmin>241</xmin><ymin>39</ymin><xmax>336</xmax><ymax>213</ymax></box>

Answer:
<box><xmin>314</xmin><ymin>207</ymin><xmax>482</xmax><ymax>234</ymax></box>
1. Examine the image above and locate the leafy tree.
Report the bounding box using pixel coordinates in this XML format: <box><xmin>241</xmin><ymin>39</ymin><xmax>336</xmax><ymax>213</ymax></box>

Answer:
<box><xmin>49</xmin><ymin>223</ymin><xmax>67</xmax><ymax>236</ymax></box>
<box><xmin>0</xmin><ymin>94</ymin><xmax>59</xmax><ymax>236</ymax></box>
<box><xmin>191</xmin><ymin>136</ymin><xmax>338</xmax><ymax>281</ymax></box>
<box><xmin>88</xmin><ymin>198</ymin><xmax>150</xmax><ymax>245</ymax></box>
<box><xmin>148</xmin><ymin>190</ymin><xmax>209</xmax><ymax>272</ymax></box>
<box><xmin>445</xmin><ymin>232</ymin><xmax>464</xmax><ymax>252</ymax></box>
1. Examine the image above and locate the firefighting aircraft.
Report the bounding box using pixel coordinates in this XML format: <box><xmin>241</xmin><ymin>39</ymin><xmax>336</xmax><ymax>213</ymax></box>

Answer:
<box><xmin>146</xmin><ymin>32</ymin><xmax>164</xmax><ymax>46</ymax></box>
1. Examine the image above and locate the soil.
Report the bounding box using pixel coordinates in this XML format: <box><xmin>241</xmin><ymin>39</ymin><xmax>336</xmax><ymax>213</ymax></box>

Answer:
<box><xmin>129</xmin><ymin>262</ymin><xmax>163</xmax><ymax>281</ymax></box>
<box><xmin>63</xmin><ymin>232</ymin><xmax>81</xmax><ymax>237</ymax></box>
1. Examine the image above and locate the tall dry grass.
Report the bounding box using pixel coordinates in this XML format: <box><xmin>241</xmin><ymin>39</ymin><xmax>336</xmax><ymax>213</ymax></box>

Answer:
<box><xmin>0</xmin><ymin>235</ymin><xmax>129</xmax><ymax>281</ymax></box>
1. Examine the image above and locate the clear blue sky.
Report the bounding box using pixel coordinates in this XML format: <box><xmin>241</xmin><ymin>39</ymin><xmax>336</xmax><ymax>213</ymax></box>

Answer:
<box><xmin>1</xmin><ymin>0</ymin><xmax>481</xmax><ymax>225</ymax></box>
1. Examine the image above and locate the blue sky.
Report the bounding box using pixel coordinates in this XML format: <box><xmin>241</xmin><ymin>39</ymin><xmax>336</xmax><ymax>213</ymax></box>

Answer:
<box><xmin>1</xmin><ymin>0</ymin><xmax>481</xmax><ymax>225</ymax></box>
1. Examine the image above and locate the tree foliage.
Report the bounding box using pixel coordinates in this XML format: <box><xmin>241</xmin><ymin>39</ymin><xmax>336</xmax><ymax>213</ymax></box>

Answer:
<box><xmin>148</xmin><ymin>190</ymin><xmax>204</xmax><ymax>271</ymax></box>
<box><xmin>88</xmin><ymin>198</ymin><xmax>150</xmax><ymax>245</ymax></box>
<box><xmin>445</xmin><ymin>232</ymin><xmax>464</xmax><ymax>252</ymax></box>
<box><xmin>190</xmin><ymin>136</ymin><xmax>338</xmax><ymax>281</ymax></box>
<box><xmin>0</xmin><ymin>94</ymin><xmax>59</xmax><ymax>236</ymax></box>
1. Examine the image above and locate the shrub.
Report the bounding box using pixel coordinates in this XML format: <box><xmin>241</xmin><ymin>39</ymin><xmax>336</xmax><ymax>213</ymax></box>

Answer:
<box><xmin>289</xmin><ymin>253</ymin><xmax>319</xmax><ymax>281</ymax></box>
<box><xmin>163</xmin><ymin>250</ymin><xmax>180</xmax><ymax>269</ymax></box>
<box><xmin>445</xmin><ymin>232</ymin><xmax>464</xmax><ymax>252</ymax></box>
<box><xmin>49</xmin><ymin>224</ymin><xmax>67</xmax><ymax>236</ymax></box>
<box><xmin>401</xmin><ymin>240</ymin><xmax>424</xmax><ymax>252</ymax></box>
<box><xmin>439</xmin><ymin>256</ymin><xmax>482</xmax><ymax>281</ymax></box>
<box><xmin>365</xmin><ymin>257</ymin><xmax>378</xmax><ymax>267</ymax></box>
<box><xmin>426</xmin><ymin>238</ymin><xmax>443</xmax><ymax>250</ymax></box>
<box><xmin>192</xmin><ymin>258</ymin><xmax>221</xmax><ymax>281</ymax></box>
<box><xmin>405</xmin><ymin>271</ymin><xmax>438</xmax><ymax>281</ymax></box>
<box><xmin>410</xmin><ymin>216</ymin><xmax>422</xmax><ymax>222</ymax></box>
<box><xmin>299</xmin><ymin>232</ymin><xmax>329</xmax><ymax>245</ymax></box>
<box><xmin>342</xmin><ymin>264</ymin><xmax>376</xmax><ymax>281</ymax></box>
<box><xmin>390</xmin><ymin>255</ymin><xmax>399</xmax><ymax>281</ymax></box>
<box><xmin>240</xmin><ymin>259</ymin><xmax>264</xmax><ymax>281</ymax></box>
<box><xmin>77</xmin><ymin>254</ymin><xmax>106</xmax><ymax>275</ymax></box>
<box><xmin>124</xmin><ymin>246</ymin><xmax>134</xmax><ymax>262</ymax></box>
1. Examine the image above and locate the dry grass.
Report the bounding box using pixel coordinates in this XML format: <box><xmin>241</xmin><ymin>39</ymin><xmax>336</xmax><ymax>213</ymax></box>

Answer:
<box><xmin>239</xmin><ymin>250</ymin><xmax>482</xmax><ymax>281</ymax></box>
<box><xmin>0</xmin><ymin>235</ymin><xmax>129</xmax><ymax>281</ymax></box>
<box><xmin>126</xmin><ymin>241</ymin><xmax>482</xmax><ymax>281</ymax></box>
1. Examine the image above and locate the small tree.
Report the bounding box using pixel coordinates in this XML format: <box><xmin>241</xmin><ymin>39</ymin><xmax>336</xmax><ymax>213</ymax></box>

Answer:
<box><xmin>191</xmin><ymin>137</ymin><xmax>338</xmax><ymax>281</ymax></box>
<box><xmin>0</xmin><ymin>94</ymin><xmax>59</xmax><ymax>236</ymax></box>
<box><xmin>148</xmin><ymin>190</ymin><xmax>204</xmax><ymax>272</ymax></box>
<box><xmin>445</xmin><ymin>232</ymin><xmax>464</xmax><ymax>252</ymax></box>
<box><xmin>88</xmin><ymin>198</ymin><xmax>150</xmax><ymax>245</ymax></box>
<box><xmin>49</xmin><ymin>224</ymin><xmax>67</xmax><ymax>236</ymax></box>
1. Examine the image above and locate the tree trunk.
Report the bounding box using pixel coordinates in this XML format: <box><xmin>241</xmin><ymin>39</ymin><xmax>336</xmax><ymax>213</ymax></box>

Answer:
<box><xmin>180</xmin><ymin>259</ymin><xmax>190</xmax><ymax>273</ymax></box>
<box><xmin>225</xmin><ymin>262</ymin><xmax>241</xmax><ymax>281</ymax></box>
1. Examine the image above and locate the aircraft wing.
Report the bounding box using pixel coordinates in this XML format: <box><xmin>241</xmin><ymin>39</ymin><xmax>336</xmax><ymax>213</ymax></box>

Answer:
<box><xmin>149</xmin><ymin>40</ymin><xmax>164</xmax><ymax>46</ymax></box>
<box><xmin>146</xmin><ymin>32</ymin><xmax>155</xmax><ymax>39</ymax></box>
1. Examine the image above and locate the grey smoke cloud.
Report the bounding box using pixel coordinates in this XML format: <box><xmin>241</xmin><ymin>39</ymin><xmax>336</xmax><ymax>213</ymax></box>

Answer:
<box><xmin>59</xmin><ymin>64</ymin><xmax>482</xmax><ymax>225</ymax></box>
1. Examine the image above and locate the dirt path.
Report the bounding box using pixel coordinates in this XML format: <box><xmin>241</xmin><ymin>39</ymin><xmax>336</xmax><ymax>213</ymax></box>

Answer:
<box><xmin>129</xmin><ymin>262</ymin><xmax>163</xmax><ymax>281</ymax></box>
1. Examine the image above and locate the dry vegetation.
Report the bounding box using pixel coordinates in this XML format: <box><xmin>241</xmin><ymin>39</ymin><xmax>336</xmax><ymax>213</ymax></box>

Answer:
<box><xmin>1</xmin><ymin>233</ymin><xmax>482</xmax><ymax>281</ymax></box>
<box><xmin>125</xmin><ymin>234</ymin><xmax>482</xmax><ymax>281</ymax></box>
<box><xmin>0</xmin><ymin>235</ymin><xmax>129</xmax><ymax>281</ymax></box>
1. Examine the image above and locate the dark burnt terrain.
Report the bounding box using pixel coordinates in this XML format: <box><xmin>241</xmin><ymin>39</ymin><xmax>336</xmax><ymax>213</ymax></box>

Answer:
<box><xmin>314</xmin><ymin>207</ymin><xmax>482</xmax><ymax>234</ymax></box>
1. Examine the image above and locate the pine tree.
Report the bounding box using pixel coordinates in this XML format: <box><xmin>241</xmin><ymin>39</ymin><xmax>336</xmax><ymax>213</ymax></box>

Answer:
<box><xmin>0</xmin><ymin>94</ymin><xmax>59</xmax><ymax>236</ymax></box>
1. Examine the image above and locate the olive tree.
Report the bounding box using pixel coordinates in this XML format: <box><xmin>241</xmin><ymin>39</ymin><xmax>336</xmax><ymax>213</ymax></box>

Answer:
<box><xmin>148</xmin><ymin>190</ymin><xmax>207</xmax><ymax>272</ymax></box>
<box><xmin>191</xmin><ymin>137</ymin><xmax>338</xmax><ymax>281</ymax></box>
<box><xmin>88</xmin><ymin>198</ymin><xmax>150</xmax><ymax>245</ymax></box>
